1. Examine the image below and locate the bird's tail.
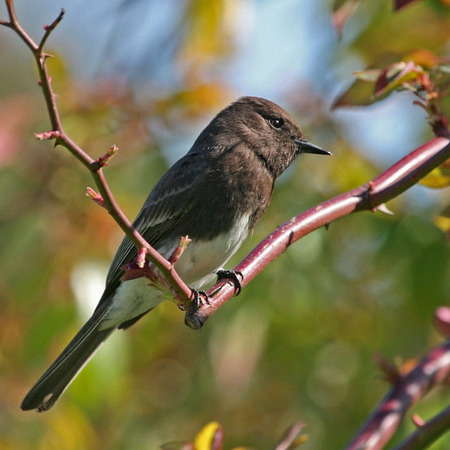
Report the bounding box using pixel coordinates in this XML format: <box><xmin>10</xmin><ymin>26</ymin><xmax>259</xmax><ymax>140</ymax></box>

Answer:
<box><xmin>21</xmin><ymin>305</ymin><xmax>115</xmax><ymax>412</ymax></box>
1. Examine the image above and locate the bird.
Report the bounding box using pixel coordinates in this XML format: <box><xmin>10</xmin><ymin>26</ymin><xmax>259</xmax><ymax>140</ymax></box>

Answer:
<box><xmin>21</xmin><ymin>96</ymin><xmax>331</xmax><ymax>411</ymax></box>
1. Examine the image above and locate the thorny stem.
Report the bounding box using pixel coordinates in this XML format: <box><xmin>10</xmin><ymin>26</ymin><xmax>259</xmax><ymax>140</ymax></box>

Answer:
<box><xmin>392</xmin><ymin>405</ymin><xmax>450</xmax><ymax>450</ymax></box>
<box><xmin>188</xmin><ymin>137</ymin><xmax>450</xmax><ymax>328</ymax></box>
<box><xmin>2</xmin><ymin>1</ymin><xmax>450</xmax><ymax>447</ymax></box>
<box><xmin>2</xmin><ymin>0</ymin><xmax>450</xmax><ymax>329</ymax></box>
<box><xmin>0</xmin><ymin>0</ymin><xmax>194</xmax><ymax>309</ymax></box>
<box><xmin>347</xmin><ymin>339</ymin><xmax>450</xmax><ymax>450</ymax></box>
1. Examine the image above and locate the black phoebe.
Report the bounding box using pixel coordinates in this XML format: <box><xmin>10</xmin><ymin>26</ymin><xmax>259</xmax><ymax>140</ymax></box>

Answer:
<box><xmin>21</xmin><ymin>96</ymin><xmax>330</xmax><ymax>411</ymax></box>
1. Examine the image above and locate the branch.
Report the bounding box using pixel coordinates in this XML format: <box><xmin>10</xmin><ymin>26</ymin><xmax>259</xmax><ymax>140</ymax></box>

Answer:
<box><xmin>3</xmin><ymin>2</ymin><xmax>450</xmax><ymax>444</ymax></box>
<box><xmin>346</xmin><ymin>339</ymin><xmax>450</xmax><ymax>449</ymax></box>
<box><xmin>392</xmin><ymin>406</ymin><xmax>450</xmax><ymax>450</ymax></box>
<box><xmin>186</xmin><ymin>137</ymin><xmax>450</xmax><ymax>328</ymax></box>
<box><xmin>2</xmin><ymin>1</ymin><xmax>449</xmax><ymax>333</ymax></box>
<box><xmin>0</xmin><ymin>1</ymin><xmax>194</xmax><ymax>309</ymax></box>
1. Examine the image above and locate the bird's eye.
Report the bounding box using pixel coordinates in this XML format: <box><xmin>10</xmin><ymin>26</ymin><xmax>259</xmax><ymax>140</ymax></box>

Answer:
<box><xmin>269</xmin><ymin>117</ymin><xmax>284</xmax><ymax>129</ymax></box>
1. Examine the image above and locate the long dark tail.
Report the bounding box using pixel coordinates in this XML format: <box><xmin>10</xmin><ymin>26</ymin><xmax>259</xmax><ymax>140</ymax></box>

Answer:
<box><xmin>21</xmin><ymin>305</ymin><xmax>115</xmax><ymax>412</ymax></box>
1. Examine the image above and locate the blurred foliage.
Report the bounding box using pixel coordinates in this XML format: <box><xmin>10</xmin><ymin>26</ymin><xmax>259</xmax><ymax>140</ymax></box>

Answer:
<box><xmin>421</xmin><ymin>158</ymin><xmax>450</xmax><ymax>189</ymax></box>
<box><xmin>161</xmin><ymin>420</ymin><xmax>308</xmax><ymax>449</ymax></box>
<box><xmin>0</xmin><ymin>0</ymin><xmax>449</xmax><ymax>449</ymax></box>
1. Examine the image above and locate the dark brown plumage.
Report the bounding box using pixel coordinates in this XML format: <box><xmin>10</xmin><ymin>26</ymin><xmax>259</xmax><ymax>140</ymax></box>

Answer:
<box><xmin>21</xmin><ymin>96</ymin><xmax>330</xmax><ymax>412</ymax></box>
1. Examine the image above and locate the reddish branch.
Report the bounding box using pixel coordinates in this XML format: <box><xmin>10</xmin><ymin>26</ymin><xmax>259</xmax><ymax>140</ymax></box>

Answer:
<box><xmin>188</xmin><ymin>137</ymin><xmax>450</xmax><ymax>328</ymax></box>
<box><xmin>346</xmin><ymin>339</ymin><xmax>450</xmax><ymax>449</ymax></box>
<box><xmin>2</xmin><ymin>0</ymin><xmax>450</xmax><ymax>329</ymax></box>
<box><xmin>393</xmin><ymin>405</ymin><xmax>450</xmax><ymax>449</ymax></box>
<box><xmin>2</xmin><ymin>0</ymin><xmax>450</xmax><ymax>447</ymax></box>
<box><xmin>347</xmin><ymin>308</ymin><xmax>450</xmax><ymax>448</ymax></box>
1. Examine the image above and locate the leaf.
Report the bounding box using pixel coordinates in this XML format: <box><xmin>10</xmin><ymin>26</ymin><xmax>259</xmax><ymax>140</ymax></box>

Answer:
<box><xmin>433</xmin><ymin>205</ymin><xmax>450</xmax><ymax>238</ymax></box>
<box><xmin>194</xmin><ymin>422</ymin><xmax>224</xmax><ymax>450</ymax></box>
<box><xmin>40</xmin><ymin>405</ymin><xmax>99</xmax><ymax>449</ymax></box>
<box><xmin>333</xmin><ymin>61</ymin><xmax>431</xmax><ymax>109</ymax></box>
<box><xmin>154</xmin><ymin>82</ymin><xmax>232</xmax><ymax>122</ymax></box>
<box><xmin>438</xmin><ymin>64</ymin><xmax>450</xmax><ymax>74</ymax></box>
<box><xmin>180</xmin><ymin>0</ymin><xmax>234</xmax><ymax>63</ymax></box>
<box><xmin>374</xmin><ymin>61</ymin><xmax>423</xmax><ymax>98</ymax></box>
<box><xmin>331</xmin><ymin>78</ymin><xmax>378</xmax><ymax>109</ymax></box>
<box><xmin>419</xmin><ymin>158</ymin><xmax>450</xmax><ymax>188</ymax></box>
<box><xmin>354</xmin><ymin>69</ymin><xmax>382</xmax><ymax>82</ymax></box>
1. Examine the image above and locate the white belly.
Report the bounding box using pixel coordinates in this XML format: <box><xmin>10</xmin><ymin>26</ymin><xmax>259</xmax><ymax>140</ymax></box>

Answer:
<box><xmin>176</xmin><ymin>213</ymin><xmax>250</xmax><ymax>287</ymax></box>
<box><xmin>101</xmin><ymin>213</ymin><xmax>250</xmax><ymax>328</ymax></box>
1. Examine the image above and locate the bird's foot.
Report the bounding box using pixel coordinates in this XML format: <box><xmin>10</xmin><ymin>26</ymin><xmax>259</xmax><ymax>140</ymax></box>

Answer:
<box><xmin>192</xmin><ymin>289</ymin><xmax>209</xmax><ymax>308</ymax></box>
<box><xmin>215</xmin><ymin>269</ymin><xmax>244</xmax><ymax>295</ymax></box>
<box><xmin>177</xmin><ymin>289</ymin><xmax>208</xmax><ymax>312</ymax></box>
<box><xmin>184</xmin><ymin>289</ymin><xmax>209</xmax><ymax>330</ymax></box>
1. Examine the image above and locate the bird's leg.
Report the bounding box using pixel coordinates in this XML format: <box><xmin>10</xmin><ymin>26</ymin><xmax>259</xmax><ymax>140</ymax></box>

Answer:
<box><xmin>192</xmin><ymin>289</ymin><xmax>209</xmax><ymax>307</ymax></box>
<box><xmin>215</xmin><ymin>269</ymin><xmax>244</xmax><ymax>295</ymax></box>
<box><xmin>176</xmin><ymin>289</ymin><xmax>209</xmax><ymax>312</ymax></box>
<box><xmin>184</xmin><ymin>289</ymin><xmax>209</xmax><ymax>330</ymax></box>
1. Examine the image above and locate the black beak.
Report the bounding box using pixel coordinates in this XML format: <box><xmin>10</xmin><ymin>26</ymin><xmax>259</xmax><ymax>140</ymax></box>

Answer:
<box><xmin>294</xmin><ymin>139</ymin><xmax>332</xmax><ymax>156</ymax></box>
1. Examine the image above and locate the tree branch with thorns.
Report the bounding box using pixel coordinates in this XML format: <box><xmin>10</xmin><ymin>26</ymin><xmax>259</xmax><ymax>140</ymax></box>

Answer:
<box><xmin>2</xmin><ymin>1</ymin><xmax>450</xmax><ymax>447</ymax></box>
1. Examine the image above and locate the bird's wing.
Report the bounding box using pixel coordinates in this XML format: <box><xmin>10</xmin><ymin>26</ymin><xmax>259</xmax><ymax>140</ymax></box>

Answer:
<box><xmin>98</xmin><ymin>152</ymin><xmax>210</xmax><ymax>304</ymax></box>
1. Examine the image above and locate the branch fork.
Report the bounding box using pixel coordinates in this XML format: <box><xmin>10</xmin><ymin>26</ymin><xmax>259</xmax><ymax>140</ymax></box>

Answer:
<box><xmin>0</xmin><ymin>0</ymin><xmax>195</xmax><ymax>312</ymax></box>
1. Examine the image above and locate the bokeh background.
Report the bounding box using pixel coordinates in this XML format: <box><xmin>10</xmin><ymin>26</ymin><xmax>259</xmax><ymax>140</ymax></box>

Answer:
<box><xmin>0</xmin><ymin>0</ymin><xmax>449</xmax><ymax>448</ymax></box>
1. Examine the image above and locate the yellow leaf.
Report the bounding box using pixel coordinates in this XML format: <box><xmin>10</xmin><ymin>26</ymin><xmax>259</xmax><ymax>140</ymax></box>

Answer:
<box><xmin>434</xmin><ymin>215</ymin><xmax>450</xmax><ymax>234</ymax></box>
<box><xmin>420</xmin><ymin>159</ymin><xmax>450</xmax><ymax>188</ymax></box>
<box><xmin>434</xmin><ymin>206</ymin><xmax>450</xmax><ymax>234</ymax></box>
<box><xmin>194</xmin><ymin>422</ymin><xmax>222</xmax><ymax>450</ymax></box>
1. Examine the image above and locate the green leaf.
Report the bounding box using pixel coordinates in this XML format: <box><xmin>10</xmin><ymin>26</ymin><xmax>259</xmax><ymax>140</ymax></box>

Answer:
<box><xmin>331</xmin><ymin>78</ymin><xmax>378</xmax><ymax>108</ymax></box>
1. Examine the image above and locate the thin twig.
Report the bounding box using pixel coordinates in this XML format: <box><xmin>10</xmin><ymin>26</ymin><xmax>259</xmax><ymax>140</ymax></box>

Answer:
<box><xmin>0</xmin><ymin>1</ymin><xmax>194</xmax><ymax>309</ymax></box>
<box><xmin>38</xmin><ymin>8</ymin><xmax>65</xmax><ymax>53</ymax></box>
<box><xmin>3</xmin><ymin>0</ymin><xmax>38</xmax><ymax>51</ymax></box>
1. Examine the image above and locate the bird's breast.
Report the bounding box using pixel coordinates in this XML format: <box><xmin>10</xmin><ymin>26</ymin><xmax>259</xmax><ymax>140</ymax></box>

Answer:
<box><xmin>100</xmin><ymin>213</ymin><xmax>251</xmax><ymax>329</ymax></box>
<box><xmin>174</xmin><ymin>211</ymin><xmax>251</xmax><ymax>288</ymax></box>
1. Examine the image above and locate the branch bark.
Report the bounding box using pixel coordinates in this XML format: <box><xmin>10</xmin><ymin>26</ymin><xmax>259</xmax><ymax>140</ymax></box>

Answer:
<box><xmin>392</xmin><ymin>405</ymin><xmax>450</xmax><ymax>449</ymax></box>
<box><xmin>0</xmin><ymin>0</ymin><xmax>194</xmax><ymax>309</ymax></box>
<box><xmin>346</xmin><ymin>339</ymin><xmax>450</xmax><ymax>449</ymax></box>
<box><xmin>187</xmin><ymin>137</ymin><xmax>450</xmax><ymax>327</ymax></box>
<box><xmin>2</xmin><ymin>1</ymin><xmax>450</xmax><ymax>447</ymax></box>
<box><xmin>2</xmin><ymin>0</ymin><xmax>449</xmax><ymax>330</ymax></box>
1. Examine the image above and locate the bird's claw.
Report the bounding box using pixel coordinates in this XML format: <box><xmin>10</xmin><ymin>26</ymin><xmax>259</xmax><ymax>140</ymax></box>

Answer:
<box><xmin>191</xmin><ymin>289</ymin><xmax>209</xmax><ymax>309</ymax></box>
<box><xmin>215</xmin><ymin>269</ymin><xmax>244</xmax><ymax>295</ymax></box>
<box><xmin>184</xmin><ymin>289</ymin><xmax>208</xmax><ymax>330</ymax></box>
